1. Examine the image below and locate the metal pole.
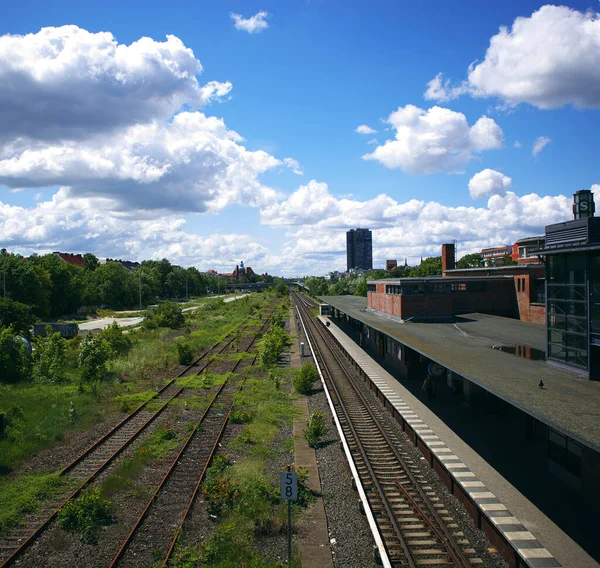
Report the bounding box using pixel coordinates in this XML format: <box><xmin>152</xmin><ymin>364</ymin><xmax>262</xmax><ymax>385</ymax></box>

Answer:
<box><xmin>287</xmin><ymin>465</ymin><xmax>292</xmax><ymax>564</ymax></box>
<box><xmin>2</xmin><ymin>249</ymin><xmax>6</xmax><ymax>298</ymax></box>
<box><xmin>186</xmin><ymin>272</ymin><xmax>189</xmax><ymax>302</ymax></box>
<box><xmin>138</xmin><ymin>270</ymin><xmax>142</xmax><ymax>311</ymax></box>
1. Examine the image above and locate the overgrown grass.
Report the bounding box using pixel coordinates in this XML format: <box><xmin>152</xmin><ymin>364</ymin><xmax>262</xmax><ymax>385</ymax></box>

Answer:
<box><xmin>0</xmin><ymin>382</ymin><xmax>110</xmax><ymax>473</ymax></box>
<box><xmin>101</xmin><ymin>424</ymin><xmax>182</xmax><ymax>498</ymax></box>
<box><xmin>0</xmin><ymin>472</ymin><xmax>71</xmax><ymax>535</ymax></box>
<box><xmin>176</xmin><ymin>373</ymin><xmax>231</xmax><ymax>390</ymax></box>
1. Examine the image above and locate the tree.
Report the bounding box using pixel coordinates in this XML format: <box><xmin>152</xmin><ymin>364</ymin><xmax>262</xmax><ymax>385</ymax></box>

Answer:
<box><xmin>411</xmin><ymin>256</ymin><xmax>442</xmax><ymax>277</ymax></box>
<box><xmin>500</xmin><ymin>254</ymin><xmax>518</xmax><ymax>266</ymax></box>
<box><xmin>79</xmin><ymin>334</ymin><xmax>109</xmax><ymax>381</ymax></box>
<box><xmin>98</xmin><ymin>322</ymin><xmax>131</xmax><ymax>356</ymax></box>
<box><xmin>0</xmin><ymin>327</ymin><xmax>30</xmax><ymax>383</ymax></box>
<box><xmin>83</xmin><ymin>253</ymin><xmax>99</xmax><ymax>271</ymax></box>
<box><xmin>0</xmin><ymin>298</ymin><xmax>35</xmax><ymax>337</ymax></box>
<box><xmin>304</xmin><ymin>277</ymin><xmax>329</xmax><ymax>296</ymax></box>
<box><xmin>274</xmin><ymin>279</ymin><xmax>288</xmax><ymax>297</ymax></box>
<box><xmin>34</xmin><ymin>254</ymin><xmax>82</xmax><ymax>316</ymax></box>
<box><xmin>457</xmin><ymin>253</ymin><xmax>483</xmax><ymax>269</ymax></box>
<box><xmin>33</xmin><ymin>330</ymin><xmax>68</xmax><ymax>383</ymax></box>
<box><xmin>2</xmin><ymin>253</ymin><xmax>51</xmax><ymax>317</ymax></box>
<box><xmin>144</xmin><ymin>302</ymin><xmax>185</xmax><ymax>329</ymax></box>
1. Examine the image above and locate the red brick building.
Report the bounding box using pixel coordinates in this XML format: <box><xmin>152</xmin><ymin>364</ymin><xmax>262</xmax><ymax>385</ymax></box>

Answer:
<box><xmin>367</xmin><ymin>242</ymin><xmax>546</xmax><ymax>324</ymax></box>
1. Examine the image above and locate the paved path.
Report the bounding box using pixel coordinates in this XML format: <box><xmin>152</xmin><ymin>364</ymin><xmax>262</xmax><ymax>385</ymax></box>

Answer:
<box><xmin>290</xmin><ymin>309</ymin><xmax>334</xmax><ymax>568</ymax></box>
<box><xmin>78</xmin><ymin>317</ymin><xmax>144</xmax><ymax>332</ymax></box>
<box><xmin>78</xmin><ymin>295</ymin><xmax>247</xmax><ymax>331</ymax></box>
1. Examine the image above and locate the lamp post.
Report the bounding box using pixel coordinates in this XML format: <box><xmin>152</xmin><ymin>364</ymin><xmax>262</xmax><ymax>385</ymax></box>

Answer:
<box><xmin>185</xmin><ymin>271</ymin><xmax>189</xmax><ymax>302</ymax></box>
<box><xmin>138</xmin><ymin>269</ymin><xmax>142</xmax><ymax>311</ymax></box>
<box><xmin>2</xmin><ymin>248</ymin><xmax>6</xmax><ymax>298</ymax></box>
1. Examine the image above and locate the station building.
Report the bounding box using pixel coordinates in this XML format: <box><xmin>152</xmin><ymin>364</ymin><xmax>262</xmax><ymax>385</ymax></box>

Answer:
<box><xmin>318</xmin><ymin>190</ymin><xmax>600</xmax><ymax>559</ymax></box>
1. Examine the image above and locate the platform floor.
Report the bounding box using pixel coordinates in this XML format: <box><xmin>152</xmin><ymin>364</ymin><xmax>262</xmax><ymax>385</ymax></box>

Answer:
<box><xmin>320</xmin><ymin>295</ymin><xmax>600</xmax><ymax>453</ymax></box>
<box><xmin>319</xmin><ymin>315</ymin><xmax>597</xmax><ymax>568</ymax></box>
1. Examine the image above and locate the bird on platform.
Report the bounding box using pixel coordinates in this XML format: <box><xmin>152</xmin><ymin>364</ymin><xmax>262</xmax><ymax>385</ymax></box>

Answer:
<box><xmin>539</xmin><ymin>379</ymin><xmax>544</xmax><ymax>389</ymax></box>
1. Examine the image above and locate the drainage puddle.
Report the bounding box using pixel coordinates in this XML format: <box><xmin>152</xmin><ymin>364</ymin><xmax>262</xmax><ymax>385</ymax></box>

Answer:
<box><xmin>491</xmin><ymin>344</ymin><xmax>546</xmax><ymax>361</ymax></box>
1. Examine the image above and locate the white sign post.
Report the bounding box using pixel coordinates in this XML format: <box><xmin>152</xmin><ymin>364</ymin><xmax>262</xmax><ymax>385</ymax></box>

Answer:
<box><xmin>280</xmin><ymin>469</ymin><xmax>297</xmax><ymax>562</ymax></box>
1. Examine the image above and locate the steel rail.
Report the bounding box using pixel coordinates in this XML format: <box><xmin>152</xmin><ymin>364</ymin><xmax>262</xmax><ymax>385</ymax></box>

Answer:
<box><xmin>294</xmin><ymin>297</ymin><xmax>393</xmax><ymax>568</ymax></box>
<box><xmin>110</xmin><ymin>306</ymin><xmax>276</xmax><ymax>568</ymax></box>
<box><xmin>294</xmin><ymin>291</ymin><xmax>473</xmax><ymax>568</ymax></box>
<box><xmin>0</xmin><ymin>310</ymin><xmax>270</xmax><ymax>568</ymax></box>
<box><xmin>395</xmin><ymin>481</ymin><xmax>472</xmax><ymax>568</ymax></box>
<box><xmin>294</xmin><ymin>293</ymin><xmax>416</xmax><ymax>568</ymax></box>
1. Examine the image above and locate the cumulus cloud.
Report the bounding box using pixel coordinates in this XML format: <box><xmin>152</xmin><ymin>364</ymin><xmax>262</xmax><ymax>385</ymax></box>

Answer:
<box><xmin>0</xmin><ymin>26</ymin><xmax>230</xmax><ymax>143</ymax></box>
<box><xmin>231</xmin><ymin>11</ymin><xmax>270</xmax><ymax>34</ymax></box>
<box><xmin>514</xmin><ymin>140</ymin><xmax>522</xmax><ymax>149</ymax></box>
<box><xmin>0</xmin><ymin>189</ymin><xmax>270</xmax><ymax>272</ymax></box>
<box><xmin>532</xmin><ymin>136</ymin><xmax>551</xmax><ymax>157</ymax></box>
<box><xmin>468</xmin><ymin>169</ymin><xmax>512</xmax><ymax>199</ymax></box>
<box><xmin>362</xmin><ymin>105</ymin><xmax>502</xmax><ymax>174</ymax></box>
<box><xmin>283</xmin><ymin>158</ymin><xmax>304</xmax><ymax>176</ymax></box>
<box><xmin>258</xmin><ymin>180</ymin><xmax>575</xmax><ymax>273</ymax></box>
<box><xmin>0</xmin><ymin>111</ymin><xmax>281</xmax><ymax>214</ymax></box>
<box><xmin>425</xmin><ymin>5</ymin><xmax>600</xmax><ymax>109</ymax></box>
<box><xmin>355</xmin><ymin>124</ymin><xmax>377</xmax><ymax>135</ymax></box>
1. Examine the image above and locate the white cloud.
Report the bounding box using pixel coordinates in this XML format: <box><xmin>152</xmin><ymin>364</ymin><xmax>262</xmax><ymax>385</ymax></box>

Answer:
<box><xmin>0</xmin><ymin>26</ymin><xmax>230</xmax><ymax>143</ymax></box>
<box><xmin>0</xmin><ymin>111</ymin><xmax>281</xmax><ymax>214</ymax></box>
<box><xmin>283</xmin><ymin>158</ymin><xmax>304</xmax><ymax>176</ymax></box>
<box><xmin>367</xmin><ymin>138</ymin><xmax>378</xmax><ymax>145</ymax></box>
<box><xmin>514</xmin><ymin>140</ymin><xmax>522</xmax><ymax>149</ymax></box>
<box><xmin>258</xmin><ymin>180</ymin><xmax>575</xmax><ymax>274</ymax></box>
<box><xmin>468</xmin><ymin>169</ymin><xmax>512</xmax><ymax>199</ymax></box>
<box><xmin>231</xmin><ymin>11</ymin><xmax>270</xmax><ymax>34</ymax></box>
<box><xmin>362</xmin><ymin>105</ymin><xmax>503</xmax><ymax>174</ymax></box>
<box><xmin>532</xmin><ymin>136</ymin><xmax>551</xmax><ymax>157</ymax></box>
<box><xmin>0</xmin><ymin>189</ymin><xmax>270</xmax><ymax>272</ymax></box>
<box><xmin>425</xmin><ymin>6</ymin><xmax>600</xmax><ymax>109</ymax></box>
<box><xmin>355</xmin><ymin>124</ymin><xmax>377</xmax><ymax>135</ymax></box>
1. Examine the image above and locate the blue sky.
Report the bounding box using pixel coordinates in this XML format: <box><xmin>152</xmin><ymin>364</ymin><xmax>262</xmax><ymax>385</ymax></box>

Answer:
<box><xmin>1</xmin><ymin>1</ymin><xmax>599</xmax><ymax>275</ymax></box>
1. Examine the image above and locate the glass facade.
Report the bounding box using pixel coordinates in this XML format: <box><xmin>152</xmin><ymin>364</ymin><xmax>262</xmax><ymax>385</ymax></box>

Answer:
<box><xmin>547</xmin><ymin>253</ymin><xmax>588</xmax><ymax>369</ymax></box>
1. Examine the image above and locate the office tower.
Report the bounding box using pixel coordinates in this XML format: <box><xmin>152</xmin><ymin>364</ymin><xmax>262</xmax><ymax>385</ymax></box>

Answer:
<box><xmin>346</xmin><ymin>228</ymin><xmax>373</xmax><ymax>271</ymax></box>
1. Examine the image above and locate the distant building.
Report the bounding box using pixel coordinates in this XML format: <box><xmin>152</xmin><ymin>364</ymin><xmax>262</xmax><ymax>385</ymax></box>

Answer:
<box><xmin>346</xmin><ymin>228</ymin><xmax>373</xmax><ymax>272</ymax></box>
<box><xmin>480</xmin><ymin>245</ymin><xmax>512</xmax><ymax>266</ymax></box>
<box><xmin>104</xmin><ymin>258</ymin><xmax>140</xmax><ymax>270</ymax></box>
<box><xmin>53</xmin><ymin>252</ymin><xmax>85</xmax><ymax>268</ymax></box>
<box><xmin>385</xmin><ymin>260</ymin><xmax>397</xmax><ymax>271</ymax></box>
<box><xmin>512</xmin><ymin>236</ymin><xmax>545</xmax><ymax>264</ymax></box>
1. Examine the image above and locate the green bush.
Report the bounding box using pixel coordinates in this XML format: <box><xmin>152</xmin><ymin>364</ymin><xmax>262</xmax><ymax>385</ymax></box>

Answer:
<box><xmin>293</xmin><ymin>362</ymin><xmax>317</xmax><ymax>395</ymax></box>
<box><xmin>0</xmin><ymin>327</ymin><xmax>30</xmax><ymax>383</ymax></box>
<box><xmin>144</xmin><ymin>302</ymin><xmax>185</xmax><ymax>329</ymax></box>
<box><xmin>33</xmin><ymin>331</ymin><xmax>67</xmax><ymax>384</ymax></box>
<box><xmin>202</xmin><ymin>455</ymin><xmax>239</xmax><ymax>517</ymax></box>
<box><xmin>58</xmin><ymin>488</ymin><xmax>113</xmax><ymax>544</ymax></box>
<box><xmin>176</xmin><ymin>342</ymin><xmax>194</xmax><ymax>365</ymax></box>
<box><xmin>98</xmin><ymin>322</ymin><xmax>131</xmax><ymax>356</ymax></box>
<box><xmin>0</xmin><ymin>298</ymin><xmax>35</xmax><ymax>337</ymax></box>
<box><xmin>257</xmin><ymin>325</ymin><xmax>290</xmax><ymax>367</ymax></box>
<box><xmin>78</xmin><ymin>334</ymin><xmax>109</xmax><ymax>381</ymax></box>
<box><xmin>304</xmin><ymin>411</ymin><xmax>326</xmax><ymax>448</ymax></box>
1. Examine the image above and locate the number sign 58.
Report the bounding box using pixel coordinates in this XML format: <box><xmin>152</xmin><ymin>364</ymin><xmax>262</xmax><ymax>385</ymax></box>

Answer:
<box><xmin>280</xmin><ymin>472</ymin><xmax>298</xmax><ymax>501</ymax></box>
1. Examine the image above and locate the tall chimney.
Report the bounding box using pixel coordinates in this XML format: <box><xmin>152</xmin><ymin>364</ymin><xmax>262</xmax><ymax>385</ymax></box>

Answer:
<box><xmin>441</xmin><ymin>243</ymin><xmax>455</xmax><ymax>273</ymax></box>
<box><xmin>573</xmin><ymin>189</ymin><xmax>595</xmax><ymax>220</ymax></box>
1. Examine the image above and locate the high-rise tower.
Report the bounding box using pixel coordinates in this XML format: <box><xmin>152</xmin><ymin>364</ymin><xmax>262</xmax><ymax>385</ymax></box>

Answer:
<box><xmin>346</xmin><ymin>228</ymin><xmax>373</xmax><ymax>271</ymax></box>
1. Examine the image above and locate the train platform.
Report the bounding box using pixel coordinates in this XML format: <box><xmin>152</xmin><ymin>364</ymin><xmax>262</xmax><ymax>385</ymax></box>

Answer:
<box><xmin>317</xmin><ymin>314</ymin><xmax>597</xmax><ymax>568</ymax></box>
<box><xmin>320</xmin><ymin>295</ymin><xmax>600</xmax><ymax>453</ymax></box>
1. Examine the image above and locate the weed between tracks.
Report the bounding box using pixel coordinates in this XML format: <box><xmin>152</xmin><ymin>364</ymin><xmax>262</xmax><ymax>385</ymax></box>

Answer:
<box><xmin>170</xmin><ymin>310</ymin><xmax>314</xmax><ymax>567</ymax></box>
<box><xmin>0</xmin><ymin>472</ymin><xmax>73</xmax><ymax>536</ymax></box>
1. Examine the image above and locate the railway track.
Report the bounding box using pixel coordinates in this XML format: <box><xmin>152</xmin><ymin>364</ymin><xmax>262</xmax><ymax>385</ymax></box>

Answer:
<box><xmin>0</xmin><ymin>305</ymin><xmax>276</xmax><ymax>568</ymax></box>
<box><xmin>293</xmin><ymin>291</ymin><xmax>478</xmax><ymax>568</ymax></box>
<box><xmin>109</xmin><ymin>310</ymin><xmax>274</xmax><ymax>567</ymax></box>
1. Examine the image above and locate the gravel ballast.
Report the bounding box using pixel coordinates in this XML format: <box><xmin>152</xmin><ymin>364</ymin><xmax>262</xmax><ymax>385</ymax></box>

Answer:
<box><xmin>294</xmin><ymin>303</ymin><xmax>508</xmax><ymax>568</ymax></box>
